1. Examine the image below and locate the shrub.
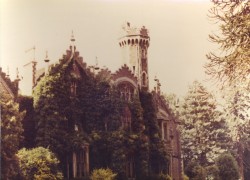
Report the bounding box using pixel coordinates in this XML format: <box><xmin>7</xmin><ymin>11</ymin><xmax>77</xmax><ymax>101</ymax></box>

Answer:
<box><xmin>216</xmin><ymin>153</ymin><xmax>239</xmax><ymax>180</ymax></box>
<box><xmin>185</xmin><ymin>160</ymin><xmax>206</xmax><ymax>180</ymax></box>
<box><xmin>16</xmin><ymin>147</ymin><xmax>63</xmax><ymax>180</ymax></box>
<box><xmin>90</xmin><ymin>168</ymin><xmax>117</xmax><ymax>180</ymax></box>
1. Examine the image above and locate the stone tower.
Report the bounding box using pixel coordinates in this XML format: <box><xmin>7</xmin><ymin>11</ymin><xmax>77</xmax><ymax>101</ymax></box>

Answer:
<box><xmin>118</xmin><ymin>22</ymin><xmax>150</xmax><ymax>90</ymax></box>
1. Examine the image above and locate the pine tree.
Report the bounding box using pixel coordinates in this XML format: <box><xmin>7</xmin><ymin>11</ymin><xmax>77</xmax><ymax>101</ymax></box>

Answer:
<box><xmin>180</xmin><ymin>81</ymin><xmax>230</xmax><ymax>168</ymax></box>
<box><xmin>1</xmin><ymin>93</ymin><xmax>24</xmax><ymax>179</ymax></box>
<box><xmin>206</xmin><ymin>0</ymin><xmax>250</xmax><ymax>86</ymax></box>
<box><xmin>222</xmin><ymin>86</ymin><xmax>250</xmax><ymax>180</ymax></box>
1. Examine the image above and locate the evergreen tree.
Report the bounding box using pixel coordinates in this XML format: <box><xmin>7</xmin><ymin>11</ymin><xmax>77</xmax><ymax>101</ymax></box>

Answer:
<box><xmin>1</xmin><ymin>93</ymin><xmax>24</xmax><ymax>179</ymax></box>
<box><xmin>222</xmin><ymin>86</ymin><xmax>250</xmax><ymax>179</ymax></box>
<box><xmin>206</xmin><ymin>0</ymin><xmax>250</xmax><ymax>86</ymax></box>
<box><xmin>180</xmin><ymin>81</ymin><xmax>230</xmax><ymax>167</ymax></box>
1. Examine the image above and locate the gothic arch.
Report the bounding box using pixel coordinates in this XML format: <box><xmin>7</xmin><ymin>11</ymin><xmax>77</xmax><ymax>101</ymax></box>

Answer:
<box><xmin>142</xmin><ymin>72</ymin><xmax>147</xmax><ymax>86</ymax></box>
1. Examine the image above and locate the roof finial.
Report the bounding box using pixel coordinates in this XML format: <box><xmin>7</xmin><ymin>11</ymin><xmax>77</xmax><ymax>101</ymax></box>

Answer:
<box><xmin>16</xmin><ymin>68</ymin><xmax>20</xmax><ymax>80</ymax></box>
<box><xmin>7</xmin><ymin>66</ymin><xmax>10</xmax><ymax>78</ymax></box>
<box><xmin>71</xmin><ymin>30</ymin><xmax>75</xmax><ymax>42</ymax></box>
<box><xmin>95</xmin><ymin>56</ymin><xmax>100</xmax><ymax>70</ymax></box>
<box><xmin>44</xmin><ymin>50</ymin><xmax>50</xmax><ymax>63</ymax></box>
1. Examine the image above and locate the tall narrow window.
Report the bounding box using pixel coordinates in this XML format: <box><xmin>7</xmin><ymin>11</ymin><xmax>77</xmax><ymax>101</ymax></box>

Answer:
<box><xmin>70</xmin><ymin>81</ymin><xmax>77</xmax><ymax>96</ymax></box>
<box><xmin>142</xmin><ymin>73</ymin><xmax>146</xmax><ymax>86</ymax></box>
<box><xmin>164</xmin><ymin>124</ymin><xmax>167</xmax><ymax>140</ymax></box>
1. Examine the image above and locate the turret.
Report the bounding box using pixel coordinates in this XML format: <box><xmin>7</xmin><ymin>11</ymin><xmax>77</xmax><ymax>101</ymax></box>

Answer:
<box><xmin>118</xmin><ymin>22</ymin><xmax>150</xmax><ymax>90</ymax></box>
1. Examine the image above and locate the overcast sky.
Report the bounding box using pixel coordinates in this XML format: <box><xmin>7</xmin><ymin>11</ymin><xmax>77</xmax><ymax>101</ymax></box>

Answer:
<box><xmin>0</xmin><ymin>0</ymin><xmax>218</xmax><ymax>97</ymax></box>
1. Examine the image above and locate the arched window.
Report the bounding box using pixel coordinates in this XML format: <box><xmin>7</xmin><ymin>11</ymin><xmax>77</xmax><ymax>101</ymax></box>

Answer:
<box><xmin>142</xmin><ymin>49</ymin><xmax>146</xmax><ymax>59</ymax></box>
<box><xmin>122</xmin><ymin>106</ymin><xmax>131</xmax><ymax>131</ymax></box>
<box><xmin>118</xmin><ymin>83</ymin><xmax>134</xmax><ymax>102</ymax></box>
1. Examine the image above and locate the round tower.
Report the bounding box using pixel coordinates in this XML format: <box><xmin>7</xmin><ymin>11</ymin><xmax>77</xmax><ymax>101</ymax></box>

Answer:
<box><xmin>118</xmin><ymin>22</ymin><xmax>150</xmax><ymax>90</ymax></box>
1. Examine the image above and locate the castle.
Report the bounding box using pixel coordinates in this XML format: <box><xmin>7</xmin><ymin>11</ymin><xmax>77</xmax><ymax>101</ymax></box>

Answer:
<box><xmin>2</xmin><ymin>23</ymin><xmax>182</xmax><ymax>179</ymax></box>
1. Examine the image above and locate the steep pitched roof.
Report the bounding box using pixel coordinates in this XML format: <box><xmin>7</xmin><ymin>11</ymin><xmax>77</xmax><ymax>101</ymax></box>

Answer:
<box><xmin>112</xmin><ymin>64</ymin><xmax>138</xmax><ymax>88</ymax></box>
<box><xmin>0</xmin><ymin>68</ymin><xmax>18</xmax><ymax>99</ymax></box>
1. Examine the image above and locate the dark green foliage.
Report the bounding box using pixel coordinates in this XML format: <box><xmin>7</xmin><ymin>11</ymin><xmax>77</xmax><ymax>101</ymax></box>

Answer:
<box><xmin>180</xmin><ymin>81</ymin><xmax>231</xmax><ymax>167</ymax></box>
<box><xmin>33</xmin><ymin>58</ymin><xmax>171</xmax><ymax>179</ymax></box>
<box><xmin>216</xmin><ymin>153</ymin><xmax>239</xmax><ymax>180</ymax></box>
<box><xmin>18</xmin><ymin>95</ymin><xmax>36</xmax><ymax>148</ymax></box>
<box><xmin>206</xmin><ymin>165</ymin><xmax>219</xmax><ymax>180</ymax></box>
<box><xmin>244</xmin><ymin>147</ymin><xmax>250</xmax><ymax>180</ymax></box>
<box><xmin>33</xmin><ymin>64</ymin><xmax>89</xmax><ymax>176</ymax></box>
<box><xmin>17</xmin><ymin>147</ymin><xmax>63</xmax><ymax>180</ymax></box>
<box><xmin>185</xmin><ymin>161</ymin><xmax>206</xmax><ymax>180</ymax></box>
<box><xmin>1</xmin><ymin>93</ymin><xmax>24</xmax><ymax>180</ymax></box>
<box><xmin>140</xmin><ymin>91</ymin><xmax>170</xmax><ymax>175</ymax></box>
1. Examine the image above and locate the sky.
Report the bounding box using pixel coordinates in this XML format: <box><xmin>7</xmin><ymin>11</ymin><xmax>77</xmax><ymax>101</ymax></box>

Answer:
<box><xmin>0</xmin><ymin>0</ymin><xmax>218</xmax><ymax>97</ymax></box>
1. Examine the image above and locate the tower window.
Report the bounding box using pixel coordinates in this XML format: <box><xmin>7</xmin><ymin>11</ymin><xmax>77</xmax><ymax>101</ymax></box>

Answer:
<box><xmin>128</xmin><ymin>39</ymin><xmax>130</xmax><ymax>45</ymax></box>
<box><xmin>142</xmin><ymin>73</ymin><xmax>147</xmax><ymax>86</ymax></box>
<box><xmin>142</xmin><ymin>49</ymin><xmax>146</xmax><ymax>59</ymax></box>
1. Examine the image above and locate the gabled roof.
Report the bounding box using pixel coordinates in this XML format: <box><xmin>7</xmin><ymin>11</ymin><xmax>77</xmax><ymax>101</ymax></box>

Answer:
<box><xmin>112</xmin><ymin>64</ymin><xmax>138</xmax><ymax>88</ymax></box>
<box><xmin>152</xmin><ymin>91</ymin><xmax>177</xmax><ymax>122</ymax></box>
<box><xmin>0</xmin><ymin>68</ymin><xmax>18</xmax><ymax>99</ymax></box>
<box><xmin>35</xmin><ymin>45</ymin><xmax>87</xmax><ymax>85</ymax></box>
<box><xmin>63</xmin><ymin>46</ymin><xmax>87</xmax><ymax>70</ymax></box>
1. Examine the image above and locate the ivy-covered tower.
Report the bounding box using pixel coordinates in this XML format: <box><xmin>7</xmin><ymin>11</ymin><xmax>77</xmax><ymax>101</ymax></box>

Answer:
<box><xmin>118</xmin><ymin>22</ymin><xmax>150</xmax><ymax>91</ymax></box>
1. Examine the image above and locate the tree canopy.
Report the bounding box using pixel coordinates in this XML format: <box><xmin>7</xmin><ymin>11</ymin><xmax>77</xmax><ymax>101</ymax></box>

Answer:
<box><xmin>1</xmin><ymin>93</ymin><xmax>24</xmax><ymax>180</ymax></box>
<box><xmin>180</xmin><ymin>81</ymin><xmax>230</xmax><ymax>167</ymax></box>
<box><xmin>16</xmin><ymin>147</ymin><xmax>63</xmax><ymax>180</ymax></box>
<box><xmin>206</xmin><ymin>0</ymin><xmax>250</xmax><ymax>86</ymax></box>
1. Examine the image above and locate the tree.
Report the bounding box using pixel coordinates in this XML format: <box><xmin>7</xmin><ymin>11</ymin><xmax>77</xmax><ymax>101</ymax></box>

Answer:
<box><xmin>206</xmin><ymin>0</ymin><xmax>250</xmax><ymax>86</ymax></box>
<box><xmin>180</xmin><ymin>81</ymin><xmax>230</xmax><ymax>167</ymax></box>
<box><xmin>222</xmin><ymin>86</ymin><xmax>250</xmax><ymax>179</ymax></box>
<box><xmin>216</xmin><ymin>153</ymin><xmax>239</xmax><ymax>180</ymax></box>
<box><xmin>1</xmin><ymin>93</ymin><xmax>24</xmax><ymax>180</ymax></box>
<box><xmin>184</xmin><ymin>160</ymin><xmax>206</xmax><ymax>180</ymax></box>
<box><xmin>16</xmin><ymin>147</ymin><xmax>63</xmax><ymax>180</ymax></box>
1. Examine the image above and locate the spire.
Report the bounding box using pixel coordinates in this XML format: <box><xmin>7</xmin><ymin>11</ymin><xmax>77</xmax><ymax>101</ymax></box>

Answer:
<box><xmin>70</xmin><ymin>31</ymin><xmax>76</xmax><ymax>55</ymax></box>
<box><xmin>7</xmin><ymin>66</ymin><xmax>10</xmax><ymax>78</ymax></box>
<box><xmin>44</xmin><ymin>51</ymin><xmax>50</xmax><ymax>75</ymax></box>
<box><xmin>44</xmin><ymin>51</ymin><xmax>50</xmax><ymax>63</ymax></box>
<box><xmin>71</xmin><ymin>30</ymin><xmax>75</xmax><ymax>43</ymax></box>
<box><xmin>154</xmin><ymin>75</ymin><xmax>161</xmax><ymax>95</ymax></box>
<box><xmin>16</xmin><ymin>68</ymin><xmax>20</xmax><ymax>81</ymax></box>
<box><xmin>95</xmin><ymin>56</ymin><xmax>100</xmax><ymax>70</ymax></box>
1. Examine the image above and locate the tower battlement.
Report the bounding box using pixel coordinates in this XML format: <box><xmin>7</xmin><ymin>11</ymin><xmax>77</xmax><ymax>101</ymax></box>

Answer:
<box><xmin>120</xmin><ymin>22</ymin><xmax>149</xmax><ymax>38</ymax></box>
<box><xmin>118</xmin><ymin>22</ymin><xmax>150</xmax><ymax>91</ymax></box>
